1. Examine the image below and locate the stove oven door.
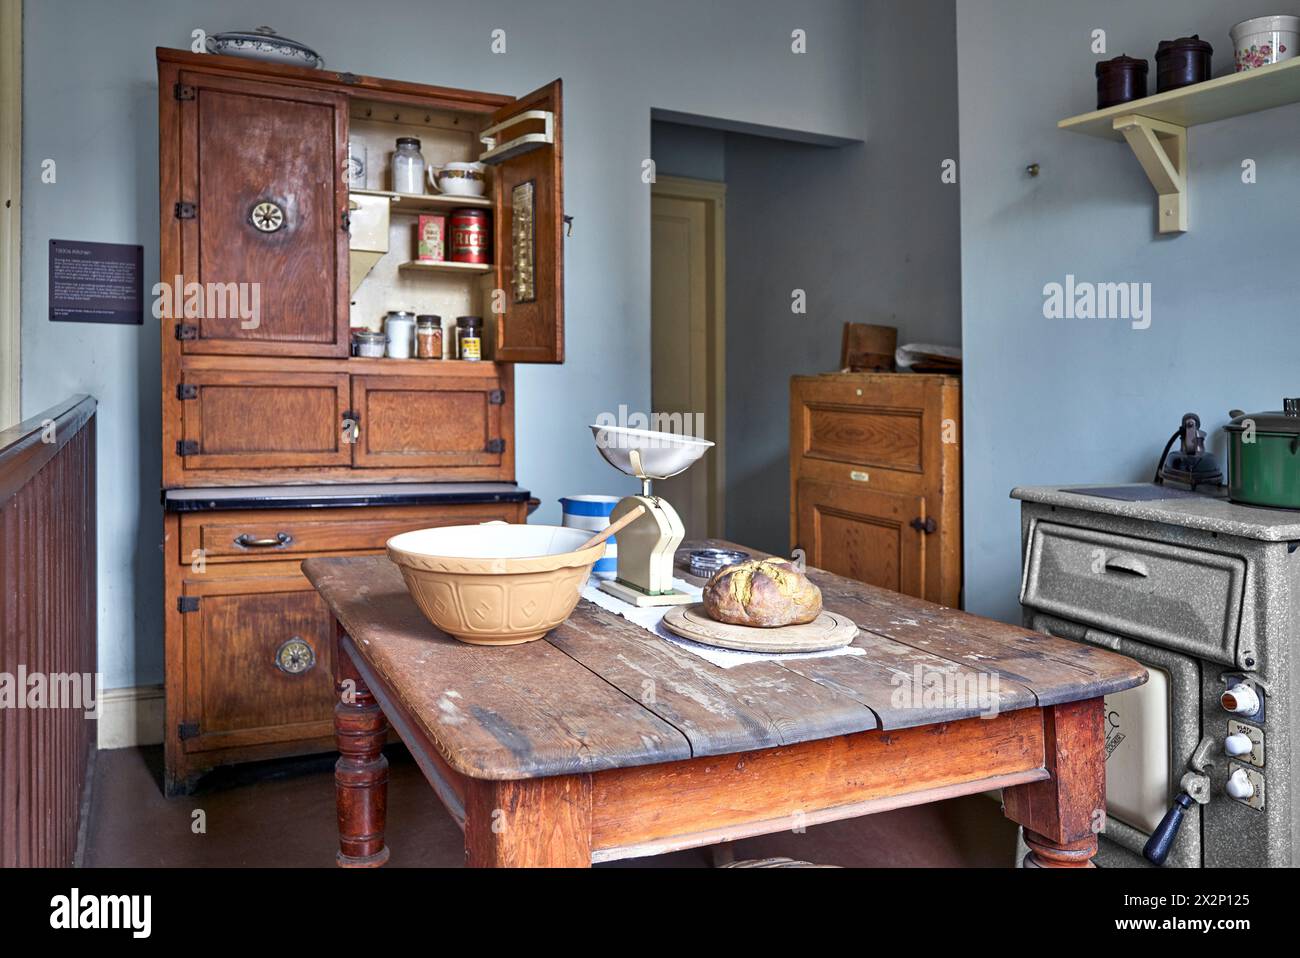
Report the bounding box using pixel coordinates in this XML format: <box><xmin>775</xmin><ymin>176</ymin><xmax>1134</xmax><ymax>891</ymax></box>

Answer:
<box><xmin>1028</xmin><ymin>613</ymin><xmax>1203</xmax><ymax>868</ymax></box>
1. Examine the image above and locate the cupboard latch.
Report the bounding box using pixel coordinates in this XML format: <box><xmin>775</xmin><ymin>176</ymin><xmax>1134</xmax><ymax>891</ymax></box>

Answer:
<box><xmin>176</xmin><ymin>440</ymin><xmax>200</xmax><ymax>457</ymax></box>
<box><xmin>486</xmin><ymin>438</ymin><xmax>506</xmax><ymax>454</ymax></box>
<box><xmin>910</xmin><ymin>516</ymin><xmax>937</xmax><ymax>534</ymax></box>
<box><xmin>177</xmin><ymin>596</ymin><xmax>200</xmax><ymax>613</ymax></box>
<box><xmin>177</xmin><ymin>721</ymin><xmax>200</xmax><ymax>740</ymax></box>
<box><xmin>177</xmin><ymin>383</ymin><xmax>198</xmax><ymax>400</ymax></box>
<box><xmin>340</xmin><ymin>209</ymin><xmax>350</xmax><ymax>232</ymax></box>
<box><xmin>563</xmin><ymin>215</ymin><xmax>574</xmax><ymax>237</ymax></box>
<box><xmin>175</xmin><ymin>201</ymin><xmax>197</xmax><ymax>219</ymax></box>
<box><xmin>488</xmin><ymin>389</ymin><xmax>505</xmax><ymax>405</ymax></box>
<box><xmin>174</xmin><ymin>323</ymin><xmax>198</xmax><ymax>341</ymax></box>
<box><xmin>173</xmin><ymin>83</ymin><xmax>195</xmax><ymax>101</ymax></box>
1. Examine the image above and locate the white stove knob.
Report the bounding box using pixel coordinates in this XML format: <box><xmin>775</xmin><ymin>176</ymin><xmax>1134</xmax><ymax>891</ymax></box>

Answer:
<box><xmin>1226</xmin><ymin>768</ymin><xmax>1256</xmax><ymax>800</ymax></box>
<box><xmin>1224</xmin><ymin>733</ymin><xmax>1254</xmax><ymax>757</ymax></box>
<box><xmin>1221</xmin><ymin>684</ymin><xmax>1260</xmax><ymax>716</ymax></box>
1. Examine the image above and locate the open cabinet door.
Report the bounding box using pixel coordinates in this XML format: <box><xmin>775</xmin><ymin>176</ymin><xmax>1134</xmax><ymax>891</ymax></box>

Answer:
<box><xmin>481</xmin><ymin>80</ymin><xmax>563</xmax><ymax>363</ymax></box>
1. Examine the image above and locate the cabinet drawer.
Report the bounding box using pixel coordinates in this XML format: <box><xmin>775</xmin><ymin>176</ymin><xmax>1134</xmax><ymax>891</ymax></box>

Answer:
<box><xmin>352</xmin><ymin>374</ymin><xmax>507</xmax><ymax>469</ymax></box>
<box><xmin>179</xmin><ymin>573</ymin><xmax>335</xmax><ymax>753</ymax></box>
<box><xmin>178</xmin><ymin>370</ymin><xmax>352</xmax><ymax>470</ymax></box>
<box><xmin>178</xmin><ymin>502</ymin><xmax>525</xmax><ymax>564</ymax></box>
<box><xmin>1021</xmin><ymin>521</ymin><xmax>1245</xmax><ymax>664</ymax></box>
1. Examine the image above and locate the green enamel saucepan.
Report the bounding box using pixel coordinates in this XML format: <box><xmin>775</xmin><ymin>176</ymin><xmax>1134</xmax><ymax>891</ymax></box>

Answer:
<box><xmin>1224</xmin><ymin>398</ymin><xmax>1300</xmax><ymax>508</ymax></box>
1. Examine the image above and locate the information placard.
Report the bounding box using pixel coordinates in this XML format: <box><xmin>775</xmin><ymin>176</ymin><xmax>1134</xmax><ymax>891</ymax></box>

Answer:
<box><xmin>48</xmin><ymin>239</ymin><xmax>144</xmax><ymax>325</ymax></box>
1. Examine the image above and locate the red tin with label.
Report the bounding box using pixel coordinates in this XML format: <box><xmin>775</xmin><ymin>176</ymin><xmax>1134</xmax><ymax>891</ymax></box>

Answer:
<box><xmin>449</xmin><ymin>208</ymin><xmax>491</xmax><ymax>264</ymax></box>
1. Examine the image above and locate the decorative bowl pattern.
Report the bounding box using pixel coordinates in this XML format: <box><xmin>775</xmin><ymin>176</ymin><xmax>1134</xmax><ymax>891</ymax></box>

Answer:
<box><xmin>206</xmin><ymin>27</ymin><xmax>324</xmax><ymax>69</ymax></box>
<box><xmin>1230</xmin><ymin>16</ymin><xmax>1299</xmax><ymax>71</ymax></box>
<box><xmin>387</xmin><ymin>524</ymin><xmax>604</xmax><ymax>645</ymax></box>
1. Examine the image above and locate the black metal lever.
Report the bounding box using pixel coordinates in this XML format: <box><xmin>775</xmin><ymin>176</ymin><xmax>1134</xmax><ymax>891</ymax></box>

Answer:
<box><xmin>1143</xmin><ymin>791</ymin><xmax>1193</xmax><ymax>865</ymax></box>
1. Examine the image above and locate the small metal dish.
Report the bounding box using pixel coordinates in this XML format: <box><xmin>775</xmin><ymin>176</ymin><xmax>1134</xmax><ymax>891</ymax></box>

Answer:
<box><xmin>689</xmin><ymin>548</ymin><xmax>749</xmax><ymax>579</ymax></box>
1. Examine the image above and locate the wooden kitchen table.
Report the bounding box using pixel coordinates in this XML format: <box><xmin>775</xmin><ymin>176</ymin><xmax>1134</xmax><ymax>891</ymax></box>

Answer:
<box><xmin>302</xmin><ymin>543</ymin><xmax>1147</xmax><ymax>868</ymax></box>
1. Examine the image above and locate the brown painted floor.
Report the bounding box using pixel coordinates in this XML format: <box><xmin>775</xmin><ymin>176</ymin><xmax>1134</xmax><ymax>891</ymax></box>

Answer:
<box><xmin>84</xmin><ymin>745</ymin><xmax>1019</xmax><ymax>867</ymax></box>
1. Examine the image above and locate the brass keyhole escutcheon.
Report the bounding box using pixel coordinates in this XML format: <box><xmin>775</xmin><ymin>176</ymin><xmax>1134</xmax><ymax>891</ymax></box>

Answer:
<box><xmin>275</xmin><ymin>637</ymin><xmax>315</xmax><ymax>675</ymax></box>
<box><xmin>250</xmin><ymin>200</ymin><xmax>285</xmax><ymax>233</ymax></box>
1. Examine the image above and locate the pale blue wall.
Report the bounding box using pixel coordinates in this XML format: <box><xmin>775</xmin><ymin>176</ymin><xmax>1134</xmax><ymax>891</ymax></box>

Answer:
<box><xmin>20</xmin><ymin>0</ymin><xmax>867</xmax><ymax>688</ymax></box>
<box><xmin>958</xmin><ymin>0</ymin><xmax>1300</xmax><ymax>621</ymax></box>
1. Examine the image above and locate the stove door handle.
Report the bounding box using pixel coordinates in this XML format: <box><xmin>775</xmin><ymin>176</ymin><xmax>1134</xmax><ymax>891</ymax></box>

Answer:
<box><xmin>1143</xmin><ymin>791</ymin><xmax>1193</xmax><ymax>866</ymax></box>
<box><xmin>1104</xmin><ymin>554</ymin><xmax>1149</xmax><ymax>577</ymax></box>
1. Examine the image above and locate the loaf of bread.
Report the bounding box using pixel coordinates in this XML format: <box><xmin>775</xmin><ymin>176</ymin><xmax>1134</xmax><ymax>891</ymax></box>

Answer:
<box><xmin>702</xmin><ymin>557</ymin><xmax>822</xmax><ymax>627</ymax></box>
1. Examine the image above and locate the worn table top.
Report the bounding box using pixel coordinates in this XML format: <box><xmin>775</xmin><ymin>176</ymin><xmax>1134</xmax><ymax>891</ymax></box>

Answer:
<box><xmin>302</xmin><ymin>540</ymin><xmax>1147</xmax><ymax>781</ymax></box>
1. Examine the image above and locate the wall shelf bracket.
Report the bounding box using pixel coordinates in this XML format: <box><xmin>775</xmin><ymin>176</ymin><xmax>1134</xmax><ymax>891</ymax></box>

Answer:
<box><xmin>1113</xmin><ymin>115</ymin><xmax>1187</xmax><ymax>234</ymax></box>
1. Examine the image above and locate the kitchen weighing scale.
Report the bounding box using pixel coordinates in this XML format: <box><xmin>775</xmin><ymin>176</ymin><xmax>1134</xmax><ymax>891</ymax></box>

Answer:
<box><xmin>589</xmin><ymin>424</ymin><xmax>713</xmax><ymax>607</ymax></box>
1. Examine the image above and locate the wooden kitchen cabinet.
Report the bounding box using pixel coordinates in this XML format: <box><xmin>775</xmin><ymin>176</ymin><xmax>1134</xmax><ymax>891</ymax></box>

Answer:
<box><xmin>156</xmin><ymin>47</ymin><xmax>563</xmax><ymax>792</ymax></box>
<box><xmin>790</xmin><ymin>373</ymin><xmax>961</xmax><ymax>608</ymax></box>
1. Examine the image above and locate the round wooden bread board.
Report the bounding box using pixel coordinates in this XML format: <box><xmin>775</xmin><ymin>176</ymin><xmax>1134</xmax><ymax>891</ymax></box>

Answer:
<box><xmin>661</xmin><ymin>604</ymin><xmax>858</xmax><ymax>653</ymax></box>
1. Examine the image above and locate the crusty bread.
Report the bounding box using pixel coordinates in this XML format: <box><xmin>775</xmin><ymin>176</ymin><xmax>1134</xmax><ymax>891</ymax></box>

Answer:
<box><xmin>702</xmin><ymin>557</ymin><xmax>822</xmax><ymax>627</ymax></box>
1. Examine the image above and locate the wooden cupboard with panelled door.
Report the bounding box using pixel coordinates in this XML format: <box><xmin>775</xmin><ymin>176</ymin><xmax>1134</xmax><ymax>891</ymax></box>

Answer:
<box><xmin>156</xmin><ymin>47</ymin><xmax>564</xmax><ymax>793</ymax></box>
<box><xmin>790</xmin><ymin>373</ymin><xmax>961</xmax><ymax>608</ymax></box>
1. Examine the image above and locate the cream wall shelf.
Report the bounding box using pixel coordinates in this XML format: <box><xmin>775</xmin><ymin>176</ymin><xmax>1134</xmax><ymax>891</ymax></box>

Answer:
<box><xmin>1059</xmin><ymin>58</ymin><xmax>1300</xmax><ymax>233</ymax></box>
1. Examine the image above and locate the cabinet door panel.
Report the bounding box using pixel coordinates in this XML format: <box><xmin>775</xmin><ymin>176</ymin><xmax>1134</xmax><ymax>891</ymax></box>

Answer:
<box><xmin>180</xmin><ymin>370</ymin><xmax>351</xmax><ymax>470</ymax></box>
<box><xmin>796</xmin><ymin>479</ymin><xmax>926</xmax><ymax>599</ymax></box>
<box><xmin>179</xmin><ymin>71</ymin><xmax>348</xmax><ymax>356</ymax></box>
<box><xmin>181</xmin><ymin>581</ymin><xmax>335</xmax><ymax>752</ymax></box>
<box><xmin>352</xmin><ymin>375</ymin><xmax>505</xmax><ymax>469</ymax></box>
<box><xmin>486</xmin><ymin>80</ymin><xmax>564</xmax><ymax>363</ymax></box>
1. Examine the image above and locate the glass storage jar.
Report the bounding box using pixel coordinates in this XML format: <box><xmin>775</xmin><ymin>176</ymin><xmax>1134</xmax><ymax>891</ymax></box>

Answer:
<box><xmin>352</xmin><ymin>329</ymin><xmax>385</xmax><ymax>358</ymax></box>
<box><xmin>391</xmin><ymin>137</ymin><xmax>426</xmax><ymax>195</ymax></box>
<box><xmin>416</xmin><ymin>315</ymin><xmax>443</xmax><ymax>359</ymax></box>
<box><xmin>455</xmin><ymin>316</ymin><xmax>483</xmax><ymax>361</ymax></box>
<box><xmin>384</xmin><ymin>311</ymin><xmax>416</xmax><ymax>359</ymax></box>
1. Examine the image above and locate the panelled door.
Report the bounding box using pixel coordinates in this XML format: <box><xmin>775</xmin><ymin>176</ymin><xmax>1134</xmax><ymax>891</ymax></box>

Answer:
<box><xmin>178</xmin><ymin>370</ymin><xmax>352</xmax><ymax>470</ymax></box>
<box><xmin>795</xmin><ymin>478</ymin><xmax>926</xmax><ymax>599</ymax></box>
<box><xmin>350</xmin><ymin>375</ymin><xmax>507</xmax><ymax>470</ymax></box>
<box><xmin>176</xmin><ymin>71</ymin><xmax>349</xmax><ymax>356</ymax></box>
<box><xmin>179</xmin><ymin>576</ymin><xmax>335</xmax><ymax>753</ymax></box>
<box><xmin>484</xmin><ymin>80</ymin><xmax>564</xmax><ymax>363</ymax></box>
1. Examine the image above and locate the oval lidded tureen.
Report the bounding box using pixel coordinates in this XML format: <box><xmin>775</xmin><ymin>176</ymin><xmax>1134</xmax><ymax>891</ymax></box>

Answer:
<box><xmin>205</xmin><ymin>26</ymin><xmax>324</xmax><ymax>69</ymax></box>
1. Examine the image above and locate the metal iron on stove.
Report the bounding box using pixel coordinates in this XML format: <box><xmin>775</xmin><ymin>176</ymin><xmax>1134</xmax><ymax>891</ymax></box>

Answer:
<box><xmin>1154</xmin><ymin>412</ymin><xmax>1223</xmax><ymax>490</ymax></box>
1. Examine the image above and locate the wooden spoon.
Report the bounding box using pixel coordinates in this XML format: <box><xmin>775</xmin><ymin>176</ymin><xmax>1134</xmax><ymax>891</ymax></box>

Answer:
<box><xmin>578</xmin><ymin>504</ymin><xmax>645</xmax><ymax>551</ymax></box>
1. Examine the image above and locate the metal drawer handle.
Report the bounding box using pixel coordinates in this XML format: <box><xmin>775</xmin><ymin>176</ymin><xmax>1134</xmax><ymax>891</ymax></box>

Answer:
<box><xmin>234</xmin><ymin>532</ymin><xmax>293</xmax><ymax>549</ymax></box>
<box><xmin>1104</xmin><ymin>554</ymin><xmax>1149</xmax><ymax>577</ymax></box>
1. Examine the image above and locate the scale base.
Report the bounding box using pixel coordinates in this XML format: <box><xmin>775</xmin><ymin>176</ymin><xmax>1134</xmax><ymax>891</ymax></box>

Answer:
<box><xmin>598</xmin><ymin>579</ymin><xmax>695</xmax><ymax>608</ymax></box>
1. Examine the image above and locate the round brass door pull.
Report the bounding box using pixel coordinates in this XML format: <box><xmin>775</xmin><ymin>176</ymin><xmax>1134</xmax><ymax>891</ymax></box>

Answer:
<box><xmin>250</xmin><ymin>200</ymin><xmax>285</xmax><ymax>233</ymax></box>
<box><xmin>275</xmin><ymin>637</ymin><xmax>316</xmax><ymax>675</ymax></box>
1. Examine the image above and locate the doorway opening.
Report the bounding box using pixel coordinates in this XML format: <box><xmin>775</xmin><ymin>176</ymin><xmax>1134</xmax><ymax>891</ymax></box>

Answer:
<box><xmin>650</xmin><ymin>174</ymin><xmax>726</xmax><ymax>540</ymax></box>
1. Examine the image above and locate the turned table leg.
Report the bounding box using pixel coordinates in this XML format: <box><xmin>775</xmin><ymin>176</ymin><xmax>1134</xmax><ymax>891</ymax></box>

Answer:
<box><xmin>334</xmin><ymin>628</ymin><xmax>390</xmax><ymax>868</ymax></box>
<box><xmin>1002</xmin><ymin>698</ymin><xmax>1105</xmax><ymax>869</ymax></box>
<box><xmin>463</xmin><ymin>774</ymin><xmax>593</xmax><ymax>868</ymax></box>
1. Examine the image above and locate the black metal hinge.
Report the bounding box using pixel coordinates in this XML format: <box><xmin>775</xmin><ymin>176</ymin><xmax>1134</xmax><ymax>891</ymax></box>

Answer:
<box><xmin>910</xmin><ymin>516</ymin><xmax>937</xmax><ymax>534</ymax></box>
<box><xmin>176</xmin><ymin>440</ymin><xmax>199</xmax><ymax>457</ymax></box>
<box><xmin>174</xmin><ymin>83</ymin><xmax>195</xmax><ymax>101</ymax></box>
<box><xmin>177</xmin><ymin>596</ymin><xmax>200</xmax><ymax>613</ymax></box>
<box><xmin>486</xmin><ymin>438</ymin><xmax>506</xmax><ymax>454</ymax></box>
<box><xmin>177</xmin><ymin>383</ymin><xmax>197</xmax><ymax>400</ymax></box>
<box><xmin>174</xmin><ymin>323</ymin><xmax>198</xmax><ymax>341</ymax></box>
<box><xmin>340</xmin><ymin>209</ymin><xmax>351</xmax><ymax>232</ymax></box>
<box><xmin>488</xmin><ymin>389</ymin><xmax>505</xmax><ymax>405</ymax></box>
<box><xmin>177</xmin><ymin>721</ymin><xmax>200</xmax><ymax>740</ymax></box>
<box><xmin>175</xmin><ymin>201</ymin><xmax>197</xmax><ymax>219</ymax></box>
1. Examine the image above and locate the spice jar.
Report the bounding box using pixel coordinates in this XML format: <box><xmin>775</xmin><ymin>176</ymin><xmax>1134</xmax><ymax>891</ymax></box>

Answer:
<box><xmin>455</xmin><ymin>316</ymin><xmax>483</xmax><ymax>361</ymax></box>
<box><xmin>449</xmin><ymin>208</ymin><xmax>490</xmax><ymax>264</ymax></box>
<box><xmin>416</xmin><ymin>315</ymin><xmax>443</xmax><ymax>359</ymax></box>
<box><xmin>352</xmin><ymin>329</ymin><xmax>385</xmax><ymax>358</ymax></box>
<box><xmin>1096</xmin><ymin>54</ymin><xmax>1148</xmax><ymax>109</ymax></box>
<box><xmin>384</xmin><ymin>310</ymin><xmax>416</xmax><ymax>359</ymax></box>
<box><xmin>391</xmin><ymin>137</ymin><xmax>426</xmax><ymax>195</ymax></box>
